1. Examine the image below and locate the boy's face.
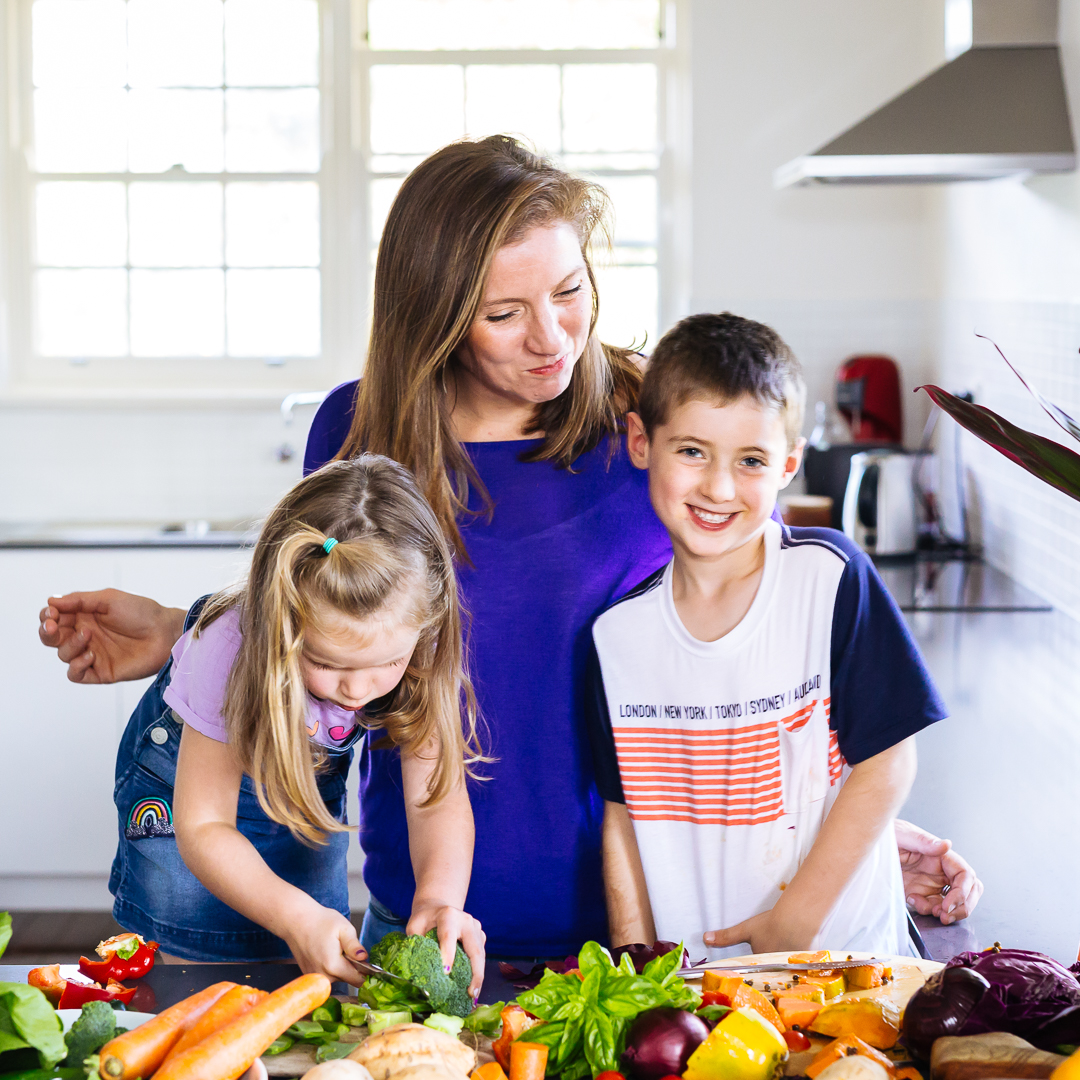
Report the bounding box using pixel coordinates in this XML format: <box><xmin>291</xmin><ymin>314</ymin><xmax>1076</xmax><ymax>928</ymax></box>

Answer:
<box><xmin>627</xmin><ymin>395</ymin><xmax>803</xmax><ymax>564</ymax></box>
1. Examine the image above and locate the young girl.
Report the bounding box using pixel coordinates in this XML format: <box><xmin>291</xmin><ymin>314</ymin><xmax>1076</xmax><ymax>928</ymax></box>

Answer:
<box><xmin>108</xmin><ymin>454</ymin><xmax>486</xmax><ymax>989</ymax></box>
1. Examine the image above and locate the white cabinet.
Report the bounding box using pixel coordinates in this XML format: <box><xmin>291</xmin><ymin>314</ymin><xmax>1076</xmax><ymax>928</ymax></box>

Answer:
<box><xmin>0</xmin><ymin>547</ymin><xmax>251</xmax><ymax>908</ymax></box>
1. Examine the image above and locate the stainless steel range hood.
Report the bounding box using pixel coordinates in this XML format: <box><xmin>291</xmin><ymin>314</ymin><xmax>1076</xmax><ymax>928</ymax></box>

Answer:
<box><xmin>775</xmin><ymin>1</ymin><xmax>1076</xmax><ymax>187</ymax></box>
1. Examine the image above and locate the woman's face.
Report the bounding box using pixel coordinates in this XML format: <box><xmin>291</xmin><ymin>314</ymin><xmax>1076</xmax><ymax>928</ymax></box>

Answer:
<box><xmin>455</xmin><ymin>221</ymin><xmax>593</xmax><ymax>408</ymax></box>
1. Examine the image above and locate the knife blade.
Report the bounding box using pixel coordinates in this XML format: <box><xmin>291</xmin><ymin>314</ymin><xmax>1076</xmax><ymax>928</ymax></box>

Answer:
<box><xmin>676</xmin><ymin>958</ymin><xmax>884</xmax><ymax>977</ymax></box>
<box><xmin>345</xmin><ymin>956</ymin><xmax>432</xmax><ymax>1000</ymax></box>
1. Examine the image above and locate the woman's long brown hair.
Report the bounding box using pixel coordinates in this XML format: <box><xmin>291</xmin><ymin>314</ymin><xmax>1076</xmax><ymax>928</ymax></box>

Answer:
<box><xmin>196</xmin><ymin>455</ymin><xmax>482</xmax><ymax>844</ymax></box>
<box><xmin>336</xmin><ymin>135</ymin><xmax>643</xmax><ymax>558</ymax></box>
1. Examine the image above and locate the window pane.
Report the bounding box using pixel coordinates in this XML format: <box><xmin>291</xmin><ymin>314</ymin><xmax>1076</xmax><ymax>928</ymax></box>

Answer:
<box><xmin>368</xmin><ymin>0</ymin><xmax>661</xmax><ymax>50</ymax></box>
<box><xmin>226</xmin><ymin>182</ymin><xmax>319</xmax><ymax>266</ymax></box>
<box><xmin>128</xmin><ymin>0</ymin><xmax>224</xmax><ymax>87</ymax></box>
<box><xmin>464</xmin><ymin>65</ymin><xmax>560</xmax><ymax>153</ymax></box>
<box><xmin>131</xmin><ymin>269</ymin><xmax>224</xmax><ymax>355</ymax></box>
<box><xmin>370</xmin><ymin>176</ymin><xmax>404</xmax><ymax>245</ymax></box>
<box><xmin>36</xmin><ymin>269</ymin><xmax>127</xmax><ymax>356</ymax></box>
<box><xmin>226</xmin><ymin>269</ymin><xmax>320</xmax><ymax>356</ymax></box>
<box><xmin>129</xmin><ymin>183</ymin><xmax>223</xmax><ymax>267</ymax></box>
<box><xmin>593</xmin><ymin>263</ymin><xmax>656</xmax><ymax>350</ymax></box>
<box><xmin>34</xmin><ymin>89</ymin><xmax>127</xmax><ymax>172</ymax></box>
<box><xmin>129</xmin><ymin>89</ymin><xmax>224</xmax><ymax>172</ymax></box>
<box><xmin>225</xmin><ymin>0</ymin><xmax>319</xmax><ymax>87</ymax></box>
<box><xmin>225</xmin><ymin>89</ymin><xmax>320</xmax><ymax>171</ymax></box>
<box><xmin>369</xmin><ymin>66</ymin><xmax>463</xmax><ymax>154</ymax></box>
<box><xmin>33</xmin><ymin>0</ymin><xmax>126</xmax><ymax>87</ymax></box>
<box><xmin>562</xmin><ymin>64</ymin><xmax>657</xmax><ymax>152</ymax></box>
<box><xmin>600</xmin><ymin>174</ymin><xmax>656</xmax><ymax>245</ymax></box>
<box><xmin>36</xmin><ymin>182</ymin><xmax>127</xmax><ymax>266</ymax></box>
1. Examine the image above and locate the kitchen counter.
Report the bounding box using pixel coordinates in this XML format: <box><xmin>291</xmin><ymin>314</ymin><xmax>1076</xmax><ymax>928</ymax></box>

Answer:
<box><xmin>875</xmin><ymin>555</ymin><xmax>1052</xmax><ymax>613</ymax></box>
<box><xmin>0</xmin><ymin>522</ymin><xmax>258</xmax><ymax>549</ymax></box>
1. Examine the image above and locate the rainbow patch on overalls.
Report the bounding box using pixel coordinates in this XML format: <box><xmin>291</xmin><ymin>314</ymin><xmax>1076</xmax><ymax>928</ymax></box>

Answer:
<box><xmin>125</xmin><ymin>797</ymin><xmax>175</xmax><ymax>840</ymax></box>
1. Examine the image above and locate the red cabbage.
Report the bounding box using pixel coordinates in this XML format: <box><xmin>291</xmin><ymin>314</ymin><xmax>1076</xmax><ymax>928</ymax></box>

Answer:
<box><xmin>620</xmin><ymin>1006</ymin><xmax>710</xmax><ymax>1080</ymax></box>
<box><xmin>946</xmin><ymin>948</ymin><xmax>1080</xmax><ymax>1049</ymax></box>
<box><xmin>611</xmin><ymin>942</ymin><xmax>689</xmax><ymax>975</ymax></box>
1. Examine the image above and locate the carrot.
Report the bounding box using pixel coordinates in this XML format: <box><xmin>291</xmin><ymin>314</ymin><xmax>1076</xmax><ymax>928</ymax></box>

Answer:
<box><xmin>473</xmin><ymin>1062</ymin><xmax>509</xmax><ymax>1080</ymax></box>
<box><xmin>509</xmin><ymin>1042</ymin><xmax>549</xmax><ymax>1080</ymax></box>
<box><xmin>162</xmin><ymin>984</ymin><xmax>270</xmax><ymax>1063</ymax></box>
<box><xmin>153</xmin><ymin>972</ymin><xmax>331</xmax><ymax>1080</ymax></box>
<box><xmin>98</xmin><ymin>980</ymin><xmax>236</xmax><ymax>1080</ymax></box>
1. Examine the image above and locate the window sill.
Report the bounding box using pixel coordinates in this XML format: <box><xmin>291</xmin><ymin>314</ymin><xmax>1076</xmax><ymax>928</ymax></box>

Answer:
<box><xmin>0</xmin><ymin>385</ymin><xmax>328</xmax><ymax>410</ymax></box>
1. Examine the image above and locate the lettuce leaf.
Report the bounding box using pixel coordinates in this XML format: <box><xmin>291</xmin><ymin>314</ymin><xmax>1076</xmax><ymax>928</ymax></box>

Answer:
<box><xmin>0</xmin><ymin>983</ymin><xmax>67</xmax><ymax>1071</ymax></box>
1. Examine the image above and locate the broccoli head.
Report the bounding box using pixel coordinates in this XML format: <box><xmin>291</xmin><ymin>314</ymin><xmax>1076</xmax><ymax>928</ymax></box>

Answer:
<box><xmin>64</xmin><ymin>1000</ymin><xmax>117</xmax><ymax>1068</ymax></box>
<box><xmin>364</xmin><ymin>929</ymin><xmax>472</xmax><ymax>1018</ymax></box>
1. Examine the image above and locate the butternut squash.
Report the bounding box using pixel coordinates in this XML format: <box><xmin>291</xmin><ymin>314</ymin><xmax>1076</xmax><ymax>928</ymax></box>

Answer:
<box><xmin>805</xmin><ymin>1036</ymin><xmax>895</xmax><ymax>1079</ymax></box>
<box><xmin>775</xmin><ymin>984</ymin><xmax>825</xmax><ymax>1004</ymax></box>
<box><xmin>810</xmin><ymin>999</ymin><xmax>901</xmax><ymax>1050</ymax></box>
<box><xmin>843</xmin><ymin>964</ymin><xmax>885</xmax><ymax>992</ymax></box>
<box><xmin>775</xmin><ymin>998</ymin><xmax>823</xmax><ymax>1032</ymax></box>
<box><xmin>802</xmin><ymin>974</ymin><xmax>846</xmax><ymax>1000</ymax></box>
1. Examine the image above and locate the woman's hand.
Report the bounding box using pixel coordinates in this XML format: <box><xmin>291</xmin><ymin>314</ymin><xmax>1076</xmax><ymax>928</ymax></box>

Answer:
<box><xmin>38</xmin><ymin>589</ymin><xmax>186</xmax><ymax>683</ymax></box>
<box><xmin>407</xmin><ymin>900</ymin><xmax>486</xmax><ymax>1000</ymax></box>
<box><xmin>283</xmin><ymin>905</ymin><xmax>368</xmax><ymax>989</ymax></box>
<box><xmin>895</xmin><ymin>819</ymin><xmax>983</xmax><ymax>925</ymax></box>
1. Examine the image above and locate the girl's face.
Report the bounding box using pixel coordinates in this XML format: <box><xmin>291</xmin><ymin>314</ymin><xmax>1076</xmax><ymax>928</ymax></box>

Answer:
<box><xmin>454</xmin><ymin>221</ymin><xmax>593</xmax><ymax>409</ymax></box>
<box><xmin>299</xmin><ymin>603</ymin><xmax>421</xmax><ymax>711</ymax></box>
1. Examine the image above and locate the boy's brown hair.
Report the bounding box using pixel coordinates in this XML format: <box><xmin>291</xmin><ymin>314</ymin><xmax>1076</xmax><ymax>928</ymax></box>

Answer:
<box><xmin>637</xmin><ymin>313</ymin><xmax>806</xmax><ymax>448</ymax></box>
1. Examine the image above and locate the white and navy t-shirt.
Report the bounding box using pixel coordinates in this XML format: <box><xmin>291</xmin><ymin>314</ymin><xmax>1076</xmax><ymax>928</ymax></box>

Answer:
<box><xmin>586</xmin><ymin>519</ymin><xmax>946</xmax><ymax>958</ymax></box>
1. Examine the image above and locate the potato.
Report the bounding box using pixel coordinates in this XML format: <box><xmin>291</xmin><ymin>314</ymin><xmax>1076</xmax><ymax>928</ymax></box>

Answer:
<box><xmin>347</xmin><ymin>1023</ymin><xmax>475</xmax><ymax>1080</ymax></box>
<box><xmin>302</xmin><ymin>1062</ymin><xmax>376</xmax><ymax>1080</ymax></box>
<box><xmin>815</xmin><ymin>1056</ymin><xmax>891</xmax><ymax>1080</ymax></box>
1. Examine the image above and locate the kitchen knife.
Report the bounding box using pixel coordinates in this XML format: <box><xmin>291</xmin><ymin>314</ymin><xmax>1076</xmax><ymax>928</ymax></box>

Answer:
<box><xmin>345</xmin><ymin>956</ymin><xmax>432</xmax><ymax>1000</ymax></box>
<box><xmin>676</xmin><ymin>958</ymin><xmax>886</xmax><ymax>977</ymax></box>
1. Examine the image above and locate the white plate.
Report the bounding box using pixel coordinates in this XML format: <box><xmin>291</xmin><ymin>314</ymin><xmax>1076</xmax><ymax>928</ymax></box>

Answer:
<box><xmin>58</xmin><ymin>1009</ymin><xmax>157</xmax><ymax>1033</ymax></box>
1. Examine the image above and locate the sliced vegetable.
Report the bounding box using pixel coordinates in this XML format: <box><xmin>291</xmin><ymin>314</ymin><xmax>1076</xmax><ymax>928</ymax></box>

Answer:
<box><xmin>152</xmin><ymin>972</ymin><xmax>331</xmax><ymax>1080</ymax></box>
<box><xmin>78</xmin><ymin>935</ymin><xmax>159</xmax><ymax>984</ymax></box>
<box><xmin>264</xmin><ymin>1035</ymin><xmax>295</xmax><ymax>1056</ymax></box>
<box><xmin>162</xmin><ymin>984</ymin><xmax>268</xmax><ymax>1063</ymax></box>
<box><xmin>775</xmin><ymin>998</ymin><xmax>823</xmax><ymax>1032</ymax></box>
<box><xmin>805</xmin><ymin>1036</ymin><xmax>894</xmax><ymax>1079</ymax></box>
<box><xmin>0</xmin><ymin>912</ymin><xmax>11</xmax><ymax>959</ymax></box>
<box><xmin>803</xmin><ymin>974</ymin><xmax>847</xmax><ymax>1000</ymax></box>
<box><xmin>509</xmin><ymin>1041</ymin><xmax>549</xmax><ymax>1080</ymax></box>
<box><xmin>775</xmin><ymin>984</ymin><xmax>825</xmax><ymax>1004</ymax></box>
<box><xmin>98</xmin><ymin>979</ymin><xmax>236</xmax><ymax>1080</ymax></box>
<box><xmin>464</xmin><ymin>1001</ymin><xmax>506</xmax><ymax>1038</ymax></box>
<box><xmin>57</xmin><ymin>979</ymin><xmax>136</xmax><ymax>1011</ymax></box>
<box><xmin>700</xmin><ymin>992</ymin><xmax>733</xmax><ymax>1010</ymax></box>
<box><xmin>843</xmin><ymin>965</ymin><xmax>885</xmax><ymax>992</ymax></box>
<box><xmin>619</xmin><ymin>1006</ymin><xmax>710</xmax><ymax>1080</ymax></box>
<box><xmin>811</xmin><ymin>999</ymin><xmax>901</xmax><ymax>1050</ymax></box>
<box><xmin>366</xmin><ymin>1010</ymin><xmax>412</xmax><ymax>1035</ymax></box>
<box><xmin>340</xmin><ymin>1003</ymin><xmax>368</xmax><ymax>1028</ymax></box>
<box><xmin>491</xmin><ymin>1006</ymin><xmax>541</xmax><ymax>1072</ymax></box>
<box><xmin>313</xmin><ymin>998</ymin><xmax>344</xmax><ymax>1027</ymax></box>
<box><xmin>472</xmin><ymin>1062</ymin><xmax>509</xmax><ymax>1080</ymax></box>
<box><xmin>682</xmin><ymin>1007</ymin><xmax>788</xmax><ymax>1080</ymax></box>
<box><xmin>316</xmin><ymin>1040</ymin><xmax>357</xmax><ymax>1063</ymax></box>
<box><xmin>0</xmin><ymin>982</ymin><xmax>68</xmax><ymax>1072</ymax></box>
<box><xmin>697</xmin><ymin>978</ymin><xmax>783</xmax><ymax>1032</ymax></box>
<box><xmin>423</xmin><ymin>1013</ymin><xmax>465</xmax><ymax>1037</ymax></box>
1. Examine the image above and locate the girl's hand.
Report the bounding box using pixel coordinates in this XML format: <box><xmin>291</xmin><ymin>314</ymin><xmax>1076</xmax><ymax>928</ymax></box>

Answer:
<box><xmin>283</xmin><ymin>905</ymin><xmax>368</xmax><ymax>988</ymax></box>
<box><xmin>407</xmin><ymin>900</ymin><xmax>486</xmax><ymax>1000</ymax></box>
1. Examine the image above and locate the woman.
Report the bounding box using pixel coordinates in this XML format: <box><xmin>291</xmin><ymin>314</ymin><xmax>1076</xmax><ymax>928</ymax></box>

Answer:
<box><xmin>41</xmin><ymin>136</ymin><xmax>981</xmax><ymax>956</ymax></box>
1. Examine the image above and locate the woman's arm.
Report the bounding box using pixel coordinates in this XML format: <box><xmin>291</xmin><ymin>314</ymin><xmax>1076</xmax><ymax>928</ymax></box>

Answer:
<box><xmin>39</xmin><ymin>590</ymin><xmax>186</xmax><ymax>683</ymax></box>
<box><xmin>603</xmin><ymin>800</ymin><xmax>656</xmax><ymax>947</ymax></box>
<box><xmin>705</xmin><ymin>737</ymin><xmax>918</xmax><ymax>953</ymax></box>
<box><xmin>401</xmin><ymin>745</ymin><xmax>485</xmax><ymax>998</ymax></box>
<box><xmin>173</xmin><ymin>725</ymin><xmax>366</xmax><ymax>985</ymax></box>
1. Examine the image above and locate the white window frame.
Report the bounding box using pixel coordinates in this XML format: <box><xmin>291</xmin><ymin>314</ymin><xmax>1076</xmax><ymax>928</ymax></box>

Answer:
<box><xmin>0</xmin><ymin>0</ymin><xmax>689</xmax><ymax>402</ymax></box>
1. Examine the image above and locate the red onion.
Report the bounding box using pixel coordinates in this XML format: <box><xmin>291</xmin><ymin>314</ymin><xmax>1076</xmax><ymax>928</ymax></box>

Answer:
<box><xmin>901</xmin><ymin>965</ymin><xmax>991</xmax><ymax>1060</ymax></box>
<box><xmin>620</xmin><ymin>1007</ymin><xmax>710</xmax><ymax>1080</ymax></box>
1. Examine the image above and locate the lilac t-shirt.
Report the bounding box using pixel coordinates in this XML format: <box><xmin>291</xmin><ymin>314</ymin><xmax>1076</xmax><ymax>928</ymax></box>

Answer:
<box><xmin>163</xmin><ymin>608</ymin><xmax>360</xmax><ymax>747</ymax></box>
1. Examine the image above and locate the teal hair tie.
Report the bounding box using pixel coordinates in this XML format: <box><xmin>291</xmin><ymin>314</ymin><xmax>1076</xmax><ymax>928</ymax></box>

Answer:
<box><xmin>322</xmin><ymin>537</ymin><xmax>339</xmax><ymax>555</ymax></box>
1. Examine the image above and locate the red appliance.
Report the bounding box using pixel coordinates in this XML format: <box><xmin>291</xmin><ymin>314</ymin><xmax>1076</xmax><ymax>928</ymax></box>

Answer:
<box><xmin>836</xmin><ymin>355</ymin><xmax>903</xmax><ymax>443</ymax></box>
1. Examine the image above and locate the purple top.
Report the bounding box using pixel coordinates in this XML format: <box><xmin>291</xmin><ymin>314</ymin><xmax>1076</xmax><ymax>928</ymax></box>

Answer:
<box><xmin>164</xmin><ymin>608</ymin><xmax>360</xmax><ymax>747</ymax></box>
<box><xmin>304</xmin><ymin>381</ymin><xmax>673</xmax><ymax>955</ymax></box>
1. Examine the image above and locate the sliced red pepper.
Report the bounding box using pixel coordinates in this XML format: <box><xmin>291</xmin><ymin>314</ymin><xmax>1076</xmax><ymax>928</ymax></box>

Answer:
<box><xmin>27</xmin><ymin>964</ymin><xmax>67</xmax><ymax>1005</ymax></box>
<box><xmin>700</xmin><ymin>990</ymin><xmax>733</xmax><ymax>1008</ymax></box>
<box><xmin>78</xmin><ymin>934</ymin><xmax>159</xmax><ymax>983</ymax></box>
<box><xmin>58</xmin><ymin>977</ymin><xmax>137</xmax><ymax>1009</ymax></box>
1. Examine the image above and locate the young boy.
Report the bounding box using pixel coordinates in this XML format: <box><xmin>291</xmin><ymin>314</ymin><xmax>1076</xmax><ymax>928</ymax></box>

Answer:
<box><xmin>587</xmin><ymin>313</ymin><xmax>947</xmax><ymax>957</ymax></box>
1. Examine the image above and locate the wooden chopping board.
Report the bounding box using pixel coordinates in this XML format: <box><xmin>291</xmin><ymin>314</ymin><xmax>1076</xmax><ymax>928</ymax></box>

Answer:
<box><xmin>682</xmin><ymin>951</ymin><xmax>943</xmax><ymax>1075</ymax></box>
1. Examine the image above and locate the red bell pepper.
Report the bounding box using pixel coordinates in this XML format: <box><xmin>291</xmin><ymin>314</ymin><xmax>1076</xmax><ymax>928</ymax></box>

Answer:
<box><xmin>78</xmin><ymin>932</ymin><xmax>158</xmax><ymax>983</ymax></box>
<box><xmin>58</xmin><ymin>977</ymin><xmax>138</xmax><ymax>1009</ymax></box>
<box><xmin>27</xmin><ymin>964</ymin><xmax>67</xmax><ymax>1005</ymax></box>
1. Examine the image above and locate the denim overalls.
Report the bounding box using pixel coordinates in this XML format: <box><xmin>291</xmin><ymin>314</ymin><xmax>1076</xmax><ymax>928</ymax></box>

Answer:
<box><xmin>109</xmin><ymin>598</ymin><xmax>360</xmax><ymax>961</ymax></box>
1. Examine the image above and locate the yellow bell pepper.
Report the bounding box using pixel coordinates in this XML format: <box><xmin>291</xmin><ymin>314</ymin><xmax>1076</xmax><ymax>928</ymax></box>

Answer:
<box><xmin>683</xmin><ymin>1006</ymin><xmax>789</xmax><ymax>1080</ymax></box>
<box><xmin>1051</xmin><ymin>1047</ymin><xmax>1080</xmax><ymax>1080</ymax></box>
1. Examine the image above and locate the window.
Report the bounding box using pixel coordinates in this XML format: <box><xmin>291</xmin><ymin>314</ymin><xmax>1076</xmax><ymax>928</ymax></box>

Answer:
<box><xmin>361</xmin><ymin>0</ymin><xmax>680</xmax><ymax>351</ymax></box>
<box><xmin>1</xmin><ymin>0</ymin><xmax>687</xmax><ymax>394</ymax></box>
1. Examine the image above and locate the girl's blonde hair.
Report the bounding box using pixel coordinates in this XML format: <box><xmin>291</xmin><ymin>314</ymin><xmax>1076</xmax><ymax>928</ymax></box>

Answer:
<box><xmin>336</xmin><ymin>135</ymin><xmax>643</xmax><ymax>558</ymax></box>
<box><xmin>197</xmin><ymin>454</ymin><xmax>480</xmax><ymax>844</ymax></box>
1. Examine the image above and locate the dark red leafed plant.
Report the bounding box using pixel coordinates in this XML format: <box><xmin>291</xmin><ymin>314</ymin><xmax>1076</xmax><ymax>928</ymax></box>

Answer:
<box><xmin>916</xmin><ymin>335</ymin><xmax>1080</xmax><ymax>501</ymax></box>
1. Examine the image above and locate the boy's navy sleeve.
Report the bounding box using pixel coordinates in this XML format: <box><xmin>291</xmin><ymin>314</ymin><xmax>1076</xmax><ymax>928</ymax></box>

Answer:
<box><xmin>584</xmin><ymin>639</ymin><xmax>626</xmax><ymax>803</ymax></box>
<box><xmin>830</xmin><ymin>550</ymin><xmax>948</xmax><ymax>764</ymax></box>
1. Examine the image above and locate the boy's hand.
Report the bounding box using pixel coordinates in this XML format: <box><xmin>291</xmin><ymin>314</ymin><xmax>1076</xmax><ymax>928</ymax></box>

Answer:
<box><xmin>38</xmin><ymin>589</ymin><xmax>185</xmax><ymax>683</ymax></box>
<box><xmin>895</xmin><ymin>819</ymin><xmax>983</xmax><ymax>924</ymax></box>
<box><xmin>704</xmin><ymin>909</ymin><xmax>811</xmax><ymax>954</ymax></box>
<box><xmin>283</xmin><ymin>906</ymin><xmax>367</xmax><ymax>988</ymax></box>
<box><xmin>407</xmin><ymin>900</ymin><xmax>486</xmax><ymax>999</ymax></box>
